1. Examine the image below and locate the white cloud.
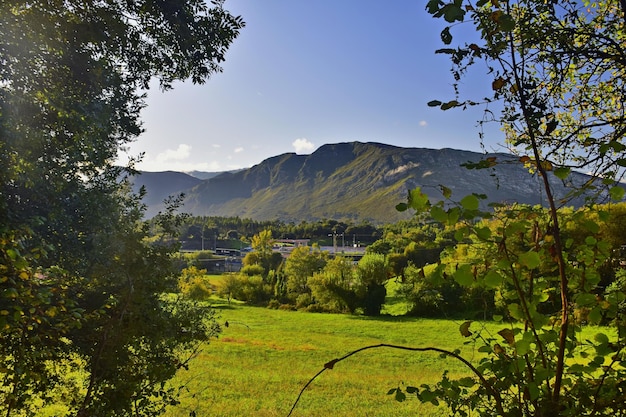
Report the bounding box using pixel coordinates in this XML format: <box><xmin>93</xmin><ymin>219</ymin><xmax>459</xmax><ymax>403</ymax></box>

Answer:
<box><xmin>155</xmin><ymin>144</ymin><xmax>192</xmax><ymax>162</ymax></box>
<box><xmin>292</xmin><ymin>138</ymin><xmax>315</xmax><ymax>154</ymax></box>
<box><xmin>419</xmin><ymin>120</ymin><xmax>428</xmax><ymax>127</ymax></box>
<box><xmin>234</xmin><ymin>147</ymin><xmax>244</xmax><ymax>153</ymax></box>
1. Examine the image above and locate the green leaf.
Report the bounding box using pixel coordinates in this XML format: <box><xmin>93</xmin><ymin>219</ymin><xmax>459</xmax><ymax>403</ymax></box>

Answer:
<box><xmin>610</xmin><ymin>141</ymin><xmax>626</xmax><ymax>152</ymax></box>
<box><xmin>408</xmin><ymin>188</ymin><xmax>430</xmax><ymax>211</ymax></box>
<box><xmin>457</xmin><ymin>377</ymin><xmax>475</xmax><ymax>387</ymax></box>
<box><xmin>448</xmin><ymin>207</ymin><xmax>460</xmax><ymax>225</ymax></box>
<box><xmin>609</xmin><ymin>186</ymin><xmax>625</xmax><ymax>201</ymax></box>
<box><xmin>418</xmin><ymin>389</ymin><xmax>440</xmax><ymax>405</ymax></box>
<box><xmin>441</xmin><ymin>26</ymin><xmax>453</xmax><ymax>44</ymax></box>
<box><xmin>2</xmin><ymin>288</ymin><xmax>19</xmax><ymax>299</ymax></box>
<box><xmin>396</xmin><ymin>202</ymin><xmax>408</xmax><ymax>212</ymax></box>
<box><xmin>508</xmin><ymin>303</ymin><xmax>525</xmax><ymax>320</ymax></box>
<box><xmin>460</xmin><ymin>194</ymin><xmax>479</xmax><ymax>210</ymax></box>
<box><xmin>6</xmin><ymin>249</ymin><xmax>19</xmax><ymax>260</ymax></box>
<box><xmin>453</xmin><ymin>225</ymin><xmax>469</xmax><ymax>242</ymax></box>
<box><xmin>459</xmin><ymin>321</ymin><xmax>472</xmax><ymax>337</ymax></box>
<box><xmin>440</xmin><ymin>185</ymin><xmax>452</xmax><ymax>198</ymax></box>
<box><xmin>454</xmin><ymin>264</ymin><xmax>474</xmax><ymax>286</ymax></box>
<box><xmin>441</xmin><ymin>100</ymin><xmax>460</xmax><ymax>110</ymax></box>
<box><xmin>583</xmin><ymin>219</ymin><xmax>600</xmax><ymax>233</ymax></box>
<box><xmin>428</xmin><ymin>100</ymin><xmax>442</xmax><ymax>107</ymax></box>
<box><xmin>554</xmin><ymin>166</ymin><xmax>570</xmax><ymax>180</ymax></box>
<box><xmin>497</xmin><ymin>13</ymin><xmax>516</xmax><ymax>31</ymax></box>
<box><xmin>475</xmin><ymin>226</ymin><xmax>491</xmax><ymax>240</ymax></box>
<box><xmin>518</xmin><ymin>251</ymin><xmax>541</xmax><ymax>269</ymax></box>
<box><xmin>395</xmin><ymin>389</ymin><xmax>407</xmax><ymax>402</ymax></box>
<box><xmin>504</xmin><ymin>220</ymin><xmax>528</xmax><ymax>237</ymax></box>
<box><xmin>587</xmin><ymin>306</ymin><xmax>603</xmax><ymax>324</ymax></box>
<box><xmin>430</xmin><ymin>206</ymin><xmax>448</xmax><ymax>223</ymax></box>
<box><xmin>515</xmin><ymin>338</ymin><xmax>531</xmax><ymax>355</ymax></box>
<box><xmin>426</xmin><ymin>0</ymin><xmax>441</xmax><ymax>14</ymax></box>
<box><xmin>594</xmin><ymin>332</ymin><xmax>609</xmax><ymax>345</ymax></box>
<box><xmin>575</xmin><ymin>293</ymin><xmax>597</xmax><ymax>306</ymax></box>
<box><xmin>442</xmin><ymin>4</ymin><xmax>465</xmax><ymax>23</ymax></box>
<box><xmin>484</xmin><ymin>270</ymin><xmax>503</xmax><ymax>288</ymax></box>
<box><xmin>526</xmin><ymin>382</ymin><xmax>541</xmax><ymax>401</ymax></box>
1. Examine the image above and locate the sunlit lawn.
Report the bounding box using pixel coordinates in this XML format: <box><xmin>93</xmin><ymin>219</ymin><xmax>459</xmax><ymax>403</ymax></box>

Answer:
<box><xmin>164</xmin><ymin>275</ymin><xmax>488</xmax><ymax>417</ymax></box>
<box><xmin>163</xmin><ymin>274</ymin><xmax>614</xmax><ymax>417</ymax></box>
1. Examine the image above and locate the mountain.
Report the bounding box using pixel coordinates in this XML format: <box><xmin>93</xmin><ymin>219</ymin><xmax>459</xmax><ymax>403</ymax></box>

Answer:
<box><xmin>184</xmin><ymin>170</ymin><xmax>244</xmax><ymax>180</ymax></box>
<box><xmin>131</xmin><ymin>142</ymin><xmax>611</xmax><ymax>223</ymax></box>
<box><xmin>127</xmin><ymin>171</ymin><xmax>203</xmax><ymax>217</ymax></box>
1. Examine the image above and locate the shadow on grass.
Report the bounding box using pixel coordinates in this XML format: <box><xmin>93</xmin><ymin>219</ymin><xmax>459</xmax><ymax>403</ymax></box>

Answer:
<box><xmin>209</xmin><ymin>303</ymin><xmax>241</xmax><ymax>310</ymax></box>
<box><xmin>346</xmin><ymin>313</ymin><xmax>422</xmax><ymax>323</ymax></box>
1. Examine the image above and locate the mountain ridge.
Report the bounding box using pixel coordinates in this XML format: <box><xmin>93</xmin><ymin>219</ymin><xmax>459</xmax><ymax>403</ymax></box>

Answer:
<box><xmin>131</xmin><ymin>142</ymin><xmax>607</xmax><ymax>222</ymax></box>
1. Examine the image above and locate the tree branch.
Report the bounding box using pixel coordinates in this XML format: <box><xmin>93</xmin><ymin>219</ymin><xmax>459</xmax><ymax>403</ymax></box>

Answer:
<box><xmin>286</xmin><ymin>343</ymin><xmax>504</xmax><ymax>417</ymax></box>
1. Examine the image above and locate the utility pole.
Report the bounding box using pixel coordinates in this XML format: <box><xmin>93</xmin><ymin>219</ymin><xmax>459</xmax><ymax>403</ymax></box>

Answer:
<box><xmin>328</xmin><ymin>233</ymin><xmax>337</xmax><ymax>254</ymax></box>
<box><xmin>328</xmin><ymin>232</ymin><xmax>344</xmax><ymax>254</ymax></box>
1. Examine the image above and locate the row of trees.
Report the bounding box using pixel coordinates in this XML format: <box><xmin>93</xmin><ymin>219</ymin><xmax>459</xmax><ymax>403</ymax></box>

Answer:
<box><xmin>218</xmin><ymin>242</ymin><xmax>389</xmax><ymax>316</ymax></box>
<box><xmin>173</xmin><ymin>216</ymin><xmax>382</xmax><ymax>250</ymax></box>
<box><xmin>210</xmin><ymin>202</ymin><xmax>626</xmax><ymax>321</ymax></box>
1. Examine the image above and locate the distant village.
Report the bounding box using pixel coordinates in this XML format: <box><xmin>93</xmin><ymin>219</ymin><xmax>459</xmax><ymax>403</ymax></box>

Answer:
<box><xmin>186</xmin><ymin>238</ymin><xmax>367</xmax><ymax>273</ymax></box>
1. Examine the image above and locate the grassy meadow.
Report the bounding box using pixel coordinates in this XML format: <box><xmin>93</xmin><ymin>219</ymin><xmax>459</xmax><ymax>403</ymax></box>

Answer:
<box><xmin>164</xmin><ymin>275</ymin><xmax>493</xmax><ymax>417</ymax></box>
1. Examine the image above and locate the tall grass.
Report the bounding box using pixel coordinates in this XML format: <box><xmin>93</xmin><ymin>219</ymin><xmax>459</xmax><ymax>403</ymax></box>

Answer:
<box><xmin>164</xmin><ymin>300</ymin><xmax>489</xmax><ymax>417</ymax></box>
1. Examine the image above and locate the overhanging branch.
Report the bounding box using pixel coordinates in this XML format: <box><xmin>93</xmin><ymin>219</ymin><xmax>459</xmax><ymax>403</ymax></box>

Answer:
<box><xmin>286</xmin><ymin>343</ymin><xmax>504</xmax><ymax>417</ymax></box>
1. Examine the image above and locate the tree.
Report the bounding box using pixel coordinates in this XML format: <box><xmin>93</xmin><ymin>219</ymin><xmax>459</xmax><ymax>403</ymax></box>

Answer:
<box><xmin>391</xmin><ymin>0</ymin><xmax>626</xmax><ymax>414</ymax></box>
<box><xmin>308</xmin><ymin>256</ymin><xmax>359</xmax><ymax>313</ymax></box>
<box><xmin>1</xmin><ymin>0</ymin><xmax>243</xmax><ymax>415</ymax></box>
<box><xmin>178</xmin><ymin>266</ymin><xmax>213</xmax><ymax>300</ymax></box>
<box><xmin>355</xmin><ymin>253</ymin><xmax>389</xmax><ymax>316</ymax></box>
<box><xmin>217</xmin><ymin>274</ymin><xmax>241</xmax><ymax>305</ymax></box>
<box><xmin>285</xmin><ymin>245</ymin><xmax>328</xmax><ymax>303</ymax></box>
<box><xmin>251</xmin><ymin>229</ymin><xmax>275</xmax><ymax>257</ymax></box>
<box><xmin>245</xmin><ymin>229</ymin><xmax>283</xmax><ymax>278</ymax></box>
<box><xmin>288</xmin><ymin>2</ymin><xmax>626</xmax><ymax>415</ymax></box>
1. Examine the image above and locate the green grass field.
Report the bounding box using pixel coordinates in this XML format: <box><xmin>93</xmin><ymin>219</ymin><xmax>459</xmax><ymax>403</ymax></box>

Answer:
<box><xmin>164</xmin><ymin>275</ymin><xmax>492</xmax><ymax>417</ymax></box>
<box><xmin>166</xmin><ymin>306</ymin><xmax>475</xmax><ymax>417</ymax></box>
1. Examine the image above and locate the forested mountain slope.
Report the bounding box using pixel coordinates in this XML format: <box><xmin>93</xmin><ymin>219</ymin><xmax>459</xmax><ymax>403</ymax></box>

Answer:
<box><xmin>134</xmin><ymin>142</ymin><xmax>603</xmax><ymax>222</ymax></box>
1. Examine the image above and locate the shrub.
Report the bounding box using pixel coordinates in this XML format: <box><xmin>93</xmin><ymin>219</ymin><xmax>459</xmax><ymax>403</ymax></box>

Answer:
<box><xmin>232</xmin><ymin>275</ymin><xmax>272</xmax><ymax>305</ymax></box>
<box><xmin>240</xmin><ymin>264</ymin><xmax>265</xmax><ymax>277</ymax></box>
<box><xmin>178</xmin><ymin>266</ymin><xmax>213</xmax><ymax>300</ymax></box>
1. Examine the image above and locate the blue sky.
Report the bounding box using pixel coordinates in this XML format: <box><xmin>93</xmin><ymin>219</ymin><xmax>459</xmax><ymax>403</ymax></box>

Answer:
<box><xmin>121</xmin><ymin>0</ymin><xmax>505</xmax><ymax>172</ymax></box>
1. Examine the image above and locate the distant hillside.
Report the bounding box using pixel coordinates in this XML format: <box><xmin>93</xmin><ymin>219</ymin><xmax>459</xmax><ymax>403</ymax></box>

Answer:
<box><xmin>127</xmin><ymin>171</ymin><xmax>203</xmax><ymax>217</ymax></box>
<box><xmin>184</xmin><ymin>170</ymin><xmax>243</xmax><ymax>180</ymax></box>
<box><xmin>131</xmin><ymin>142</ymin><xmax>614</xmax><ymax>223</ymax></box>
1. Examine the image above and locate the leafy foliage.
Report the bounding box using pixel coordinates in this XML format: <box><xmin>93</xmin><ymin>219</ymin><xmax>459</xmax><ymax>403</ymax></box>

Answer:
<box><xmin>387</xmin><ymin>0</ymin><xmax>626</xmax><ymax>415</ymax></box>
<box><xmin>1</xmin><ymin>0</ymin><xmax>243</xmax><ymax>415</ymax></box>
<box><xmin>178</xmin><ymin>266</ymin><xmax>213</xmax><ymax>300</ymax></box>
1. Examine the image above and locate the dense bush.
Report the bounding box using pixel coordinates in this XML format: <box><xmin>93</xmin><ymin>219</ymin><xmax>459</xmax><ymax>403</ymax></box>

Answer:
<box><xmin>178</xmin><ymin>267</ymin><xmax>213</xmax><ymax>300</ymax></box>
<box><xmin>231</xmin><ymin>275</ymin><xmax>273</xmax><ymax>305</ymax></box>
